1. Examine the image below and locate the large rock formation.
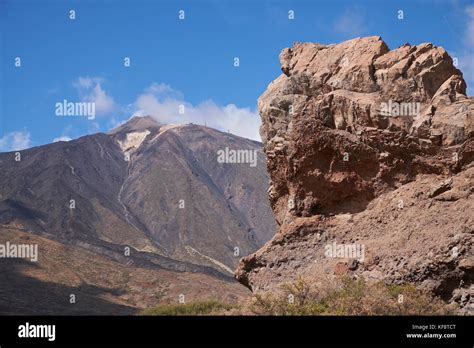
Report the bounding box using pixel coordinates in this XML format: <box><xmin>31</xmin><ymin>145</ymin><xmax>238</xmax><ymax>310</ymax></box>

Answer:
<box><xmin>236</xmin><ymin>37</ymin><xmax>473</xmax><ymax>313</ymax></box>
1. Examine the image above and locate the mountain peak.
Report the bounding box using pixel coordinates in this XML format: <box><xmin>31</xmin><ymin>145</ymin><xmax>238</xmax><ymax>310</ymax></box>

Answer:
<box><xmin>108</xmin><ymin>115</ymin><xmax>163</xmax><ymax>135</ymax></box>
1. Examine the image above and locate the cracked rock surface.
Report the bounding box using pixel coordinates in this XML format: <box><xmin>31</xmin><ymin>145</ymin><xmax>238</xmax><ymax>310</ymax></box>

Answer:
<box><xmin>235</xmin><ymin>36</ymin><xmax>473</xmax><ymax>314</ymax></box>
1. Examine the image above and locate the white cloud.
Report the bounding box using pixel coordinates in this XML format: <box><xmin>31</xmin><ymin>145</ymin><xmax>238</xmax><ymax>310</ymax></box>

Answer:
<box><xmin>73</xmin><ymin>76</ymin><xmax>117</xmax><ymax>115</ymax></box>
<box><xmin>144</xmin><ymin>82</ymin><xmax>180</xmax><ymax>97</ymax></box>
<box><xmin>74</xmin><ymin>76</ymin><xmax>101</xmax><ymax>89</ymax></box>
<box><xmin>133</xmin><ymin>83</ymin><xmax>261</xmax><ymax>141</ymax></box>
<box><xmin>53</xmin><ymin>136</ymin><xmax>72</xmax><ymax>143</ymax></box>
<box><xmin>334</xmin><ymin>8</ymin><xmax>367</xmax><ymax>37</ymax></box>
<box><xmin>0</xmin><ymin>131</ymin><xmax>32</xmax><ymax>152</ymax></box>
<box><xmin>106</xmin><ymin>116</ymin><xmax>126</xmax><ymax>130</ymax></box>
<box><xmin>51</xmin><ymin>125</ymin><xmax>75</xmax><ymax>144</ymax></box>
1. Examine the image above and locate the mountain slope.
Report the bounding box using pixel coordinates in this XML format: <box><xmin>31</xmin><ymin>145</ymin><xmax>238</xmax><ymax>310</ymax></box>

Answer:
<box><xmin>0</xmin><ymin>117</ymin><xmax>276</xmax><ymax>314</ymax></box>
<box><xmin>0</xmin><ymin>227</ymin><xmax>249</xmax><ymax>315</ymax></box>
<box><xmin>109</xmin><ymin>119</ymin><xmax>276</xmax><ymax>271</ymax></box>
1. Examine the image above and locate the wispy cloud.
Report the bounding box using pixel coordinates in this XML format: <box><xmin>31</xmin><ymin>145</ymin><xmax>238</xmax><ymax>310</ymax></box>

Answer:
<box><xmin>333</xmin><ymin>7</ymin><xmax>367</xmax><ymax>37</ymax></box>
<box><xmin>132</xmin><ymin>83</ymin><xmax>261</xmax><ymax>141</ymax></box>
<box><xmin>73</xmin><ymin>76</ymin><xmax>117</xmax><ymax>115</ymax></box>
<box><xmin>51</xmin><ymin>125</ymin><xmax>75</xmax><ymax>144</ymax></box>
<box><xmin>0</xmin><ymin>131</ymin><xmax>32</xmax><ymax>152</ymax></box>
<box><xmin>52</xmin><ymin>136</ymin><xmax>72</xmax><ymax>143</ymax></box>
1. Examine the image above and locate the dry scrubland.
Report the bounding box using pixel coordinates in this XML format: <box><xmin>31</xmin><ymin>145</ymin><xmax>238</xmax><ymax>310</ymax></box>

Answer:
<box><xmin>142</xmin><ymin>277</ymin><xmax>453</xmax><ymax>316</ymax></box>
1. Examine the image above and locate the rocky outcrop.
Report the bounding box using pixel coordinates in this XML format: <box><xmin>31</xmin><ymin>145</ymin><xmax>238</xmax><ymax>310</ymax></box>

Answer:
<box><xmin>236</xmin><ymin>37</ymin><xmax>473</xmax><ymax>314</ymax></box>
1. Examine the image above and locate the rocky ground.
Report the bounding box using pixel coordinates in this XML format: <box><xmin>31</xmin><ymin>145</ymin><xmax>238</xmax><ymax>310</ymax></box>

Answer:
<box><xmin>0</xmin><ymin>227</ymin><xmax>248</xmax><ymax>315</ymax></box>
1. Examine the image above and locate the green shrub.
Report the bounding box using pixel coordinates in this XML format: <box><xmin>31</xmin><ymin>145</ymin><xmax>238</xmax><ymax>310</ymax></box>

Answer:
<box><xmin>248</xmin><ymin>276</ymin><xmax>453</xmax><ymax>316</ymax></box>
<box><xmin>141</xmin><ymin>300</ymin><xmax>234</xmax><ymax>316</ymax></box>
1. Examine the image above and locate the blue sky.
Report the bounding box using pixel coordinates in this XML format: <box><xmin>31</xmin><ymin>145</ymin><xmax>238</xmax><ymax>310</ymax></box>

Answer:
<box><xmin>1</xmin><ymin>0</ymin><xmax>473</xmax><ymax>150</ymax></box>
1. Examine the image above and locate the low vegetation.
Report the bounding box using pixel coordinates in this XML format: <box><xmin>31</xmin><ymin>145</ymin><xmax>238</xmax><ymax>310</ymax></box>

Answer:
<box><xmin>140</xmin><ymin>277</ymin><xmax>453</xmax><ymax>316</ymax></box>
<box><xmin>248</xmin><ymin>276</ymin><xmax>453</xmax><ymax>315</ymax></box>
<box><xmin>140</xmin><ymin>300</ymin><xmax>234</xmax><ymax>316</ymax></box>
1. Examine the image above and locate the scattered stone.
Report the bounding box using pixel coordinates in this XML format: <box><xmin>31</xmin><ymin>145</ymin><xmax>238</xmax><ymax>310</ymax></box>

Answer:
<box><xmin>429</xmin><ymin>178</ymin><xmax>453</xmax><ymax>198</ymax></box>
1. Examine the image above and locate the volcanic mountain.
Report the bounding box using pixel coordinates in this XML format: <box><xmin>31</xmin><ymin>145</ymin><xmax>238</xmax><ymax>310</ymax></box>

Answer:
<box><xmin>0</xmin><ymin>116</ymin><xmax>276</xmax><ymax>314</ymax></box>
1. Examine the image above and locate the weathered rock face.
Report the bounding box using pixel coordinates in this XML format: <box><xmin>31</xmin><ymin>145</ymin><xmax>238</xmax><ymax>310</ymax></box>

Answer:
<box><xmin>236</xmin><ymin>37</ymin><xmax>473</xmax><ymax>313</ymax></box>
